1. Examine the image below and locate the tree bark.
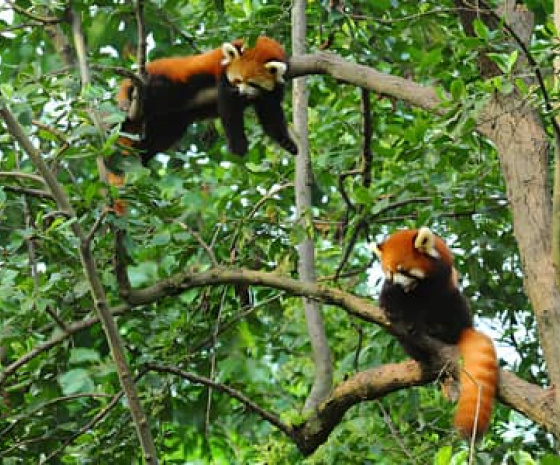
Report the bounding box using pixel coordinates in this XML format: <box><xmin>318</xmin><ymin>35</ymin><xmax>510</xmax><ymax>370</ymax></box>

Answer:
<box><xmin>292</xmin><ymin>0</ymin><xmax>334</xmax><ymax>410</ymax></box>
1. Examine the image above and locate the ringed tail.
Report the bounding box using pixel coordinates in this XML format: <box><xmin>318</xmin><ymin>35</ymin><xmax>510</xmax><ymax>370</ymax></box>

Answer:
<box><xmin>454</xmin><ymin>327</ymin><xmax>498</xmax><ymax>439</ymax></box>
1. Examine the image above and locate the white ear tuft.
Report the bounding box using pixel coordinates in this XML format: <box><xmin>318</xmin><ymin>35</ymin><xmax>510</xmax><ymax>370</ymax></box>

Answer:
<box><xmin>221</xmin><ymin>42</ymin><xmax>241</xmax><ymax>65</ymax></box>
<box><xmin>414</xmin><ymin>227</ymin><xmax>440</xmax><ymax>258</ymax></box>
<box><xmin>264</xmin><ymin>61</ymin><xmax>287</xmax><ymax>83</ymax></box>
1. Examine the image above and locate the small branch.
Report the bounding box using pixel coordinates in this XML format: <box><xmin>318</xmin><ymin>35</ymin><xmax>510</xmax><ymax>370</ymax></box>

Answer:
<box><xmin>0</xmin><ymin>304</ymin><xmax>129</xmax><ymax>387</ymax></box>
<box><xmin>41</xmin><ymin>376</ymin><xmax>140</xmax><ymax>463</ymax></box>
<box><xmin>85</xmin><ymin>210</ymin><xmax>108</xmax><ymax>245</ymax></box>
<box><xmin>229</xmin><ymin>182</ymin><xmax>293</xmax><ymax>262</ymax></box>
<box><xmin>135</xmin><ymin>0</ymin><xmax>147</xmax><ymax>80</ymax></box>
<box><xmin>44</xmin><ymin>22</ymin><xmax>75</xmax><ymax>67</ymax></box>
<box><xmin>0</xmin><ymin>392</ymin><xmax>113</xmax><ymax>438</ymax></box>
<box><xmin>205</xmin><ymin>289</ymin><xmax>227</xmax><ymax>438</ymax></box>
<box><xmin>376</xmin><ymin>400</ymin><xmax>417</xmax><ymax>461</ymax></box>
<box><xmin>0</xmin><ymin>171</ymin><xmax>46</xmax><ymax>184</ymax></box>
<box><xmin>45</xmin><ymin>306</ymin><xmax>69</xmax><ymax>332</ymax></box>
<box><xmin>178</xmin><ymin>222</ymin><xmax>219</xmax><ymax>267</ymax></box>
<box><xmin>361</xmin><ymin>88</ymin><xmax>373</xmax><ymax>188</ymax></box>
<box><xmin>32</xmin><ymin>119</ymin><xmax>69</xmax><ymax>146</ymax></box>
<box><xmin>334</xmin><ymin>218</ymin><xmax>367</xmax><ymax>281</ymax></box>
<box><xmin>7</xmin><ymin>0</ymin><xmax>61</xmax><ymax>24</ymax></box>
<box><xmin>2</xmin><ymin>186</ymin><xmax>53</xmax><ymax>199</ymax></box>
<box><xmin>146</xmin><ymin>363</ymin><xmax>294</xmax><ymax>439</ymax></box>
<box><xmin>113</xmin><ymin>226</ymin><xmax>132</xmax><ymax>300</ymax></box>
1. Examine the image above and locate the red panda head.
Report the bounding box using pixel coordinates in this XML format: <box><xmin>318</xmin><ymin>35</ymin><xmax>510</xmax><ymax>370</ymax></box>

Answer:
<box><xmin>370</xmin><ymin>227</ymin><xmax>457</xmax><ymax>291</ymax></box>
<box><xmin>222</xmin><ymin>36</ymin><xmax>288</xmax><ymax>97</ymax></box>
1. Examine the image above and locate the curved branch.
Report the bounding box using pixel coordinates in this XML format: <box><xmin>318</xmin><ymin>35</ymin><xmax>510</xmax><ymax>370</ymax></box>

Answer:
<box><xmin>0</xmin><ymin>305</ymin><xmax>129</xmax><ymax>387</ymax></box>
<box><xmin>146</xmin><ymin>364</ymin><xmax>293</xmax><ymax>438</ymax></box>
<box><xmin>125</xmin><ymin>266</ymin><xmax>388</xmax><ymax>327</ymax></box>
<box><xmin>288</xmin><ymin>52</ymin><xmax>442</xmax><ymax>114</ymax></box>
<box><xmin>293</xmin><ymin>360</ymin><xmax>426</xmax><ymax>455</ymax></box>
<box><xmin>168</xmin><ymin>52</ymin><xmax>444</xmax><ymax>120</ymax></box>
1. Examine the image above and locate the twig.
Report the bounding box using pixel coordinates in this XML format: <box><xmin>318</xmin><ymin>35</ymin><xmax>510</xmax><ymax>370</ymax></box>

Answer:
<box><xmin>360</xmin><ymin>88</ymin><xmax>373</xmax><ymax>189</ymax></box>
<box><xmin>178</xmin><ymin>222</ymin><xmax>219</xmax><ymax>267</ymax></box>
<box><xmin>229</xmin><ymin>183</ymin><xmax>294</xmax><ymax>262</ymax></box>
<box><xmin>0</xmin><ymin>304</ymin><xmax>129</xmax><ymax>387</ymax></box>
<box><xmin>0</xmin><ymin>392</ymin><xmax>113</xmax><ymax>438</ymax></box>
<box><xmin>45</xmin><ymin>306</ymin><xmax>69</xmax><ymax>332</ymax></box>
<box><xmin>2</xmin><ymin>186</ymin><xmax>53</xmax><ymax>199</ymax></box>
<box><xmin>85</xmin><ymin>210</ymin><xmax>108</xmax><ymax>245</ymax></box>
<box><xmin>146</xmin><ymin>363</ymin><xmax>294</xmax><ymax>439</ymax></box>
<box><xmin>32</xmin><ymin>119</ymin><xmax>69</xmax><ymax>145</ymax></box>
<box><xmin>205</xmin><ymin>289</ymin><xmax>228</xmax><ymax>438</ymax></box>
<box><xmin>376</xmin><ymin>400</ymin><xmax>418</xmax><ymax>463</ymax></box>
<box><xmin>0</xmin><ymin>171</ymin><xmax>46</xmax><ymax>184</ymax></box>
<box><xmin>7</xmin><ymin>0</ymin><xmax>61</xmax><ymax>24</ymax></box>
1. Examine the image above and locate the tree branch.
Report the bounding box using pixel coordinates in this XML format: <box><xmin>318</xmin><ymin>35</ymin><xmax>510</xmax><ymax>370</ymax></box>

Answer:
<box><xmin>292</xmin><ymin>0</ymin><xmax>334</xmax><ymax>411</ymax></box>
<box><xmin>0</xmin><ymin>94</ymin><xmax>158</xmax><ymax>463</ymax></box>
<box><xmin>146</xmin><ymin>364</ymin><xmax>294</xmax><ymax>439</ymax></box>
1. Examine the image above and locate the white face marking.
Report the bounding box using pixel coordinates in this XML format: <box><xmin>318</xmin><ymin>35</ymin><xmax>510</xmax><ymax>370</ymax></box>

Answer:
<box><xmin>385</xmin><ymin>266</ymin><xmax>425</xmax><ymax>292</ymax></box>
<box><xmin>236</xmin><ymin>82</ymin><xmax>260</xmax><ymax>97</ymax></box>
<box><xmin>407</xmin><ymin>268</ymin><xmax>426</xmax><ymax>279</ymax></box>
<box><xmin>391</xmin><ymin>272</ymin><xmax>417</xmax><ymax>292</ymax></box>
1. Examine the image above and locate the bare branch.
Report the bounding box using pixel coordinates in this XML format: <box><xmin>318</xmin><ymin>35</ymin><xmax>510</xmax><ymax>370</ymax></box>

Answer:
<box><xmin>7</xmin><ymin>1</ymin><xmax>61</xmax><ymax>24</ymax></box>
<box><xmin>2</xmin><ymin>186</ymin><xmax>53</xmax><ymax>199</ymax></box>
<box><xmin>146</xmin><ymin>363</ymin><xmax>294</xmax><ymax>439</ymax></box>
<box><xmin>0</xmin><ymin>171</ymin><xmax>46</xmax><ymax>184</ymax></box>
<box><xmin>292</xmin><ymin>0</ymin><xmax>333</xmax><ymax>411</ymax></box>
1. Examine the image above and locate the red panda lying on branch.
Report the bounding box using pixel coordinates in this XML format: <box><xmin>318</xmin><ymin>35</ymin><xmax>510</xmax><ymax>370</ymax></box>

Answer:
<box><xmin>107</xmin><ymin>36</ymin><xmax>297</xmax><ymax>214</ymax></box>
<box><xmin>116</xmin><ymin>35</ymin><xmax>297</xmax><ymax>163</ymax></box>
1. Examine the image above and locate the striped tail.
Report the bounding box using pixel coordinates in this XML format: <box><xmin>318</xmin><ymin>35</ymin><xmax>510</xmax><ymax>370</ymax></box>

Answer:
<box><xmin>454</xmin><ymin>327</ymin><xmax>498</xmax><ymax>439</ymax></box>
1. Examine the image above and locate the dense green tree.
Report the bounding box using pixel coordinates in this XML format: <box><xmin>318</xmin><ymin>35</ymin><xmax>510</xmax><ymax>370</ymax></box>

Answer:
<box><xmin>1</xmin><ymin>0</ymin><xmax>560</xmax><ymax>463</ymax></box>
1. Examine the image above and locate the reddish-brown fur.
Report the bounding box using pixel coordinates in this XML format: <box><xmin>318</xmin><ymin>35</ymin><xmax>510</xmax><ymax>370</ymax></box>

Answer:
<box><xmin>111</xmin><ymin>36</ymin><xmax>293</xmax><ymax>215</ymax></box>
<box><xmin>455</xmin><ymin>328</ymin><xmax>498</xmax><ymax>438</ymax></box>
<box><xmin>373</xmin><ymin>228</ymin><xmax>498</xmax><ymax>439</ymax></box>
<box><xmin>224</xmin><ymin>36</ymin><xmax>287</xmax><ymax>92</ymax></box>
<box><xmin>116</xmin><ymin>43</ymin><xmax>243</xmax><ymax>109</ymax></box>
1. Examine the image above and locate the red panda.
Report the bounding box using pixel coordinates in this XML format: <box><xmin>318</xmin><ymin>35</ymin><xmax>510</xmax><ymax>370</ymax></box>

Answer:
<box><xmin>370</xmin><ymin>227</ymin><xmax>498</xmax><ymax>440</ymax></box>
<box><xmin>116</xmin><ymin>36</ymin><xmax>297</xmax><ymax>163</ymax></box>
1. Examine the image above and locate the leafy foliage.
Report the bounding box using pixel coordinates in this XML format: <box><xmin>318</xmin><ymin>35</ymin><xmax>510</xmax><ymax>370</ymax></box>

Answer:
<box><xmin>0</xmin><ymin>0</ymin><xmax>557</xmax><ymax>462</ymax></box>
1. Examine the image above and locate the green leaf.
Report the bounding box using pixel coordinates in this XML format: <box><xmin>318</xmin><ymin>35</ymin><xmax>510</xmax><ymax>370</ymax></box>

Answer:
<box><xmin>450</xmin><ymin>80</ymin><xmax>465</xmax><ymax>101</ymax></box>
<box><xmin>472</xmin><ymin>18</ymin><xmax>489</xmax><ymax>40</ymax></box>
<box><xmin>69</xmin><ymin>348</ymin><xmax>101</xmax><ymax>365</ymax></box>
<box><xmin>434</xmin><ymin>445</ymin><xmax>452</xmax><ymax>465</ymax></box>
<box><xmin>58</xmin><ymin>368</ymin><xmax>95</xmax><ymax>395</ymax></box>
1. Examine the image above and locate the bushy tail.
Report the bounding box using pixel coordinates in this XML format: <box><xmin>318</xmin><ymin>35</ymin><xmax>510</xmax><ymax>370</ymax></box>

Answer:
<box><xmin>454</xmin><ymin>327</ymin><xmax>498</xmax><ymax>439</ymax></box>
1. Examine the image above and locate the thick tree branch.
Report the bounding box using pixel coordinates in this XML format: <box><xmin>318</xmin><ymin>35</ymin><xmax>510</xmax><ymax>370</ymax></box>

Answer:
<box><xmin>125</xmin><ymin>266</ymin><xmax>387</xmax><ymax>326</ymax></box>
<box><xmin>288</xmin><ymin>53</ymin><xmax>442</xmax><ymax>113</ymax></box>
<box><xmin>1</xmin><ymin>262</ymin><xmax>558</xmax><ymax>451</ymax></box>
<box><xmin>293</xmin><ymin>360</ymin><xmax>427</xmax><ymax>455</ymax></box>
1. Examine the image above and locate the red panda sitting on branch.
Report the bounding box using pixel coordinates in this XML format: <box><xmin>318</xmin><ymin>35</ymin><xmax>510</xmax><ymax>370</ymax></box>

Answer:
<box><xmin>370</xmin><ymin>227</ymin><xmax>498</xmax><ymax>440</ymax></box>
<box><xmin>115</xmin><ymin>35</ymin><xmax>297</xmax><ymax>164</ymax></box>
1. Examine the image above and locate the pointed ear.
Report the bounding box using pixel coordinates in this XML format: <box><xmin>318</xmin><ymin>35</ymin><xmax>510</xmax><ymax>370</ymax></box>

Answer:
<box><xmin>369</xmin><ymin>242</ymin><xmax>383</xmax><ymax>259</ymax></box>
<box><xmin>264</xmin><ymin>61</ymin><xmax>287</xmax><ymax>83</ymax></box>
<box><xmin>222</xmin><ymin>42</ymin><xmax>242</xmax><ymax>65</ymax></box>
<box><xmin>414</xmin><ymin>227</ymin><xmax>440</xmax><ymax>258</ymax></box>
